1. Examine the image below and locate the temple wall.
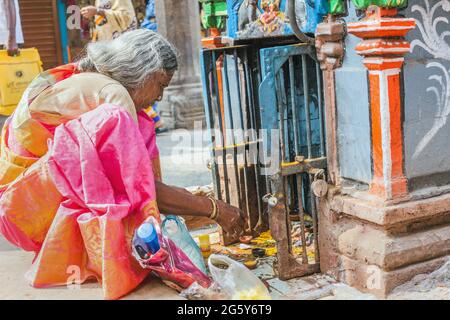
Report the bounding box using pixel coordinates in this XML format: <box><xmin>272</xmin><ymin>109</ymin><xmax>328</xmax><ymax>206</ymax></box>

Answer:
<box><xmin>335</xmin><ymin>0</ymin><xmax>450</xmax><ymax>194</ymax></box>
<box><xmin>335</xmin><ymin>2</ymin><xmax>372</xmax><ymax>184</ymax></box>
<box><xmin>403</xmin><ymin>0</ymin><xmax>450</xmax><ymax>191</ymax></box>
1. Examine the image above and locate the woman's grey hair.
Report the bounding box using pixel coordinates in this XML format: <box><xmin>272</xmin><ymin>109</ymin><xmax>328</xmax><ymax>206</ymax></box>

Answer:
<box><xmin>78</xmin><ymin>29</ymin><xmax>178</xmax><ymax>90</ymax></box>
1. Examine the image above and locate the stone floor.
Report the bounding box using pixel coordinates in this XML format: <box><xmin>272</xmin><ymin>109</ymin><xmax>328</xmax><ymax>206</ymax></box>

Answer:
<box><xmin>0</xmin><ymin>251</ymin><xmax>183</xmax><ymax>300</ymax></box>
<box><xmin>156</xmin><ymin>128</ymin><xmax>212</xmax><ymax>188</ymax></box>
<box><xmin>0</xmin><ymin>250</ymin><xmax>371</xmax><ymax>300</ymax></box>
<box><xmin>2</xmin><ymin>242</ymin><xmax>450</xmax><ymax>299</ymax></box>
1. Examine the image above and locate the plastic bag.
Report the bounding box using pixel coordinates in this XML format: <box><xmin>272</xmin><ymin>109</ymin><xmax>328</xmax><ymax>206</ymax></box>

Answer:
<box><xmin>162</xmin><ymin>215</ymin><xmax>207</xmax><ymax>274</ymax></box>
<box><xmin>180</xmin><ymin>281</ymin><xmax>229</xmax><ymax>300</ymax></box>
<box><xmin>131</xmin><ymin>216</ymin><xmax>211</xmax><ymax>291</ymax></box>
<box><xmin>208</xmin><ymin>254</ymin><xmax>271</xmax><ymax>300</ymax></box>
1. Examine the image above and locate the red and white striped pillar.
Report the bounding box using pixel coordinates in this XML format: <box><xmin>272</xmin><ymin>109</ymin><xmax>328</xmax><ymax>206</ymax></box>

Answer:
<box><xmin>347</xmin><ymin>6</ymin><xmax>415</xmax><ymax>201</ymax></box>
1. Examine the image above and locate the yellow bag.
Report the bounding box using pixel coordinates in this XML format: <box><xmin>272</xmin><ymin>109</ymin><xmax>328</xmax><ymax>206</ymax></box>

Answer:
<box><xmin>0</xmin><ymin>48</ymin><xmax>43</xmax><ymax>116</ymax></box>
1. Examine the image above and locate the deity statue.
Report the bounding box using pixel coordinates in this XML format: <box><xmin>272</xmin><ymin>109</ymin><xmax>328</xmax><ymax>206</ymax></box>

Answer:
<box><xmin>259</xmin><ymin>0</ymin><xmax>283</xmax><ymax>33</ymax></box>
<box><xmin>238</xmin><ymin>0</ymin><xmax>260</xmax><ymax>30</ymax></box>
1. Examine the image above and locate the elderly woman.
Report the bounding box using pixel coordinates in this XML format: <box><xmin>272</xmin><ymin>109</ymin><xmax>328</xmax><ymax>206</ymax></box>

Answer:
<box><xmin>0</xmin><ymin>29</ymin><xmax>246</xmax><ymax>299</ymax></box>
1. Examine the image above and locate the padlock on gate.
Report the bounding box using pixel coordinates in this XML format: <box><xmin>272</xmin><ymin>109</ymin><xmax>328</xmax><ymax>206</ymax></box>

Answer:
<box><xmin>262</xmin><ymin>193</ymin><xmax>278</xmax><ymax>207</ymax></box>
<box><xmin>311</xmin><ymin>169</ymin><xmax>328</xmax><ymax>198</ymax></box>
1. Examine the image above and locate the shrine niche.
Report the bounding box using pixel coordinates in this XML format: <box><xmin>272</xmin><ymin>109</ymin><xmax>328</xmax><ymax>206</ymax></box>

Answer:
<box><xmin>226</xmin><ymin>0</ymin><xmax>327</xmax><ymax>39</ymax></box>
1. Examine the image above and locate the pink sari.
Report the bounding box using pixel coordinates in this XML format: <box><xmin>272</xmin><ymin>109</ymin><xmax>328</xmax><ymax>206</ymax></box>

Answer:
<box><xmin>0</xmin><ymin>65</ymin><xmax>210</xmax><ymax>299</ymax></box>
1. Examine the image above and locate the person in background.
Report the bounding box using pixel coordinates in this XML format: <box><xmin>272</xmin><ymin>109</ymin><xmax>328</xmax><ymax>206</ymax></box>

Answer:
<box><xmin>141</xmin><ymin>0</ymin><xmax>165</xmax><ymax>132</ymax></box>
<box><xmin>81</xmin><ymin>0</ymin><xmax>137</xmax><ymax>41</ymax></box>
<box><xmin>141</xmin><ymin>0</ymin><xmax>157</xmax><ymax>31</ymax></box>
<box><xmin>0</xmin><ymin>0</ymin><xmax>24</xmax><ymax>56</ymax></box>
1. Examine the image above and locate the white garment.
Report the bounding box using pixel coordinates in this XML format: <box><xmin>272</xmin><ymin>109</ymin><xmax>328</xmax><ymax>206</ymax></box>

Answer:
<box><xmin>0</xmin><ymin>0</ymin><xmax>24</xmax><ymax>45</ymax></box>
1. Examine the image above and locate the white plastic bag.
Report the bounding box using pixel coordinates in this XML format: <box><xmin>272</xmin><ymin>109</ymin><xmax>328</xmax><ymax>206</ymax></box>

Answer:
<box><xmin>208</xmin><ymin>254</ymin><xmax>271</xmax><ymax>300</ymax></box>
<box><xmin>180</xmin><ymin>281</ymin><xmax>229</xmax><ymax>300</ymax></box>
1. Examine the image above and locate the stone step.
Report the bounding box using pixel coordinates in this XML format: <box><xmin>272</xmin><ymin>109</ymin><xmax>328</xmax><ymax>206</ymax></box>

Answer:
<box><xmin>337</xmin><ymin>222</ymin><xmax>450</xmax><ymax>271</ymax></box>
<box><xmin>338</xmin><ymin>254</ymin><xmax>449</xmax><ymax>298</ymax></box>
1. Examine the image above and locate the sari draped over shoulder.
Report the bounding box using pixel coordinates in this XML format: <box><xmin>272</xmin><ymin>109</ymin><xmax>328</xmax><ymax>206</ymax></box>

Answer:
<box><xmin>0</xmin><ymin>64</ymin><xmax>82</xmax><ymax>252</ymax></box>
<box><xmin>0</xmin><ymin>64</ymin><xmax>200</xmax><ymax>299</ymax></box>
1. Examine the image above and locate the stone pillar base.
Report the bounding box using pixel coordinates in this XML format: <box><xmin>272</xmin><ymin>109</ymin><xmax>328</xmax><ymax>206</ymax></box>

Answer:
<box><xmin>319</xmin><ymin>188</ymin><xmax>450</xmax><ymax>298</ymax></box>
<box><xmin>158</xmin><ymin>83</ymin><xmax>205</xmax><ymax>130</ymax></box>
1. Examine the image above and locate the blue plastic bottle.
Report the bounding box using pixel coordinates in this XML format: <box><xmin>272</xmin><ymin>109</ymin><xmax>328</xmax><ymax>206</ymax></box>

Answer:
<box><xmin>136</xmin><ymin>222</ymin><xmax>160</xmax><ymax>254</ymax></box>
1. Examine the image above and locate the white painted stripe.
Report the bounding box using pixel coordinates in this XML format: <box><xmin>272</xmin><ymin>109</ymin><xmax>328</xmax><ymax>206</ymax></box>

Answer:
<box><xmin>378</xmin><ymin>70</ymin><xmax>393</xmax><ymax>199</ymax></box>
<box><xmin>347</xmin><ymin>25</ymin><xmax>415</xmax><ymax>32</ymax></box>
<box><xmin>349</xmin><ymin>19</ymin><xmax>415</xmax><ymax>26</ymax></box>
<box><xmin>368</xmin><ymin>69</ymin><xmax>403</xmax><ymax>76</ymax></box>
<box><xmin>370</xmin><ymin>70</ymin><xmax>402</xmax><ymax>78</ymax></box>
<box><xmin>370</xmin><ymin>69</ymin><xmax>402</xmax><ymax>199</ymax></box>
<box><xmin>361</xmin><ymin>40</ymin><xmax>408</xmax><ymax>46</ymax></box>
<box><xmin>364</xmin><ymin>57</ymin><xmax>404</xmax><ymax>63</ymax></box>
<box><xmin>357</xmin><ymin>47</ymin><xmax>410</xmax><ymax>55</ymax></box>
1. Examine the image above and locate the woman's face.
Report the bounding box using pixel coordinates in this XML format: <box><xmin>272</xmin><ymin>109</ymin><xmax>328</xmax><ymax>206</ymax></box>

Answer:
<box><xmin>131</xmin><ymin>71</ymin><xmax>174</xmax><ymax>112</ymax></box>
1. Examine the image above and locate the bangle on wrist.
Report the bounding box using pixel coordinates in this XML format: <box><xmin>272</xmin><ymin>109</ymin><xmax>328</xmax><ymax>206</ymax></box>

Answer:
<box><xmin>208</xmin><ymin>196</ymin><xmax>219</xmax><ymax>220</ymax></box>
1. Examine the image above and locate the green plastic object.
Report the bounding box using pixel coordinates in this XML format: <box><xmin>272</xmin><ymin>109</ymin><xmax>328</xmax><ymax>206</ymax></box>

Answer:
<box><xmin>199</xmin><ymin>0</ymin><xmax>228</xmax><ymax>29</ymax></box>
<box><xmin>329</xmin><ymin>0</ymin><xmax>346</xmax><ymax>14</ymax></box>
<box><xmin>329</xmin><ymin>0</ymin><xmax>408</xmax><ymax>15</ymax></box>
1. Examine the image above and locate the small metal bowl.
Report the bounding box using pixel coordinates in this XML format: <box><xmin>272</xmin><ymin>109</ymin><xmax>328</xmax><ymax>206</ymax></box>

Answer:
<box><xmin>252</xmin><ymin>248</ymin><xmax>266</xmax><ymax>258</ymax></box>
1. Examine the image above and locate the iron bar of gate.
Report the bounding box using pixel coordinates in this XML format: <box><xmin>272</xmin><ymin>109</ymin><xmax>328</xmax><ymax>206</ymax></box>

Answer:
<box><xmin>275</xmin><ymin>69</ymin><xmax>291</xmax><ymax>253</ymax></box>
<box><xmin>288</xmin><ymin>56</ymin><xmax>308</xmax><ymax>264</ymax></box>
<box><xmin>278</xmin><ymin>67</ymin><xmax>291</xmax><ymax>217</ymax></box>
<box><xmin>203</xmin><ymin>52</ymin><xmax>222</xmax><ymax>200</ymax></box>
<box><xmin>302</xmin><ymin>55</ymin><xmax>312</xmax><ymax>158</ymax></box>
<box><xmin>233</xmin><ymin>48</ymin><xmax>251</xmax><ymax>230</ymax></box>
<box><xmin>243</xmin><ymin>48</ymin><xmax>263</xmax><ymax>224</ymax></box>
<box><xmin>289</xmin><ymin>57</ymin><xmax>299</xmax><ymax>155</ymax></box>
<box><xmin>316</xmin><ymin>62</ymin><xmax>325</xmax><ymax>157</ymax></box>
<box><xmin>222</xmin><ymin>50</ymin><xmax>243</xmax><ymax>207</ymax></box>
<box><xmin>310</xmin><ymin>174</ymin><xmax>320</xmax><ymax>265</ymax></box>
<box><xmin>211</xmin><ymin>50</ymin><xmax>230</xmax><ymax>203</ymax></box>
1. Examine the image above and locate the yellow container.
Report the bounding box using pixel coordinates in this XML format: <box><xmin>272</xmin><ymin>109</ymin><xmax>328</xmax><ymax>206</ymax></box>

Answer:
<box><xmin>199</xmin><ymin>234</ymin><xmax>211</xmax><ymax>259</ymax></box>
<box><xmin>0</xmin><ymin>48</ymin><xmax>43</xmax><ymax>116</ymax></box>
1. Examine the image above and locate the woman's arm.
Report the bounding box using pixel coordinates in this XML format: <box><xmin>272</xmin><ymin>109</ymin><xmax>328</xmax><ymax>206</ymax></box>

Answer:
<box><xmin>155</xmin><ymin>180</ymin><xmax>212</xmax><ymax>217</ymax></box>
<box><xmin>155</xmin><ymin>181</ymin><xmax>247</xmax><ymax>238</ymax></box>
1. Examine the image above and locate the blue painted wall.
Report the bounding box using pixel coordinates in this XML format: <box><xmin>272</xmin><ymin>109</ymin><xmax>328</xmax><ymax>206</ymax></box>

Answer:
<box><xmin>335</xmin><ymin>2</ymin><xmax>372</xmax><ymax>184</ymax></box>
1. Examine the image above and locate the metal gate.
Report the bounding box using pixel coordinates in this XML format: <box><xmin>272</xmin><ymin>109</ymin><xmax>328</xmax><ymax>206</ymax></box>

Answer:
<box><xmin>200</xmin><ymin>42</ymin><xmax>326</xmax><ymax>279</ymax></box>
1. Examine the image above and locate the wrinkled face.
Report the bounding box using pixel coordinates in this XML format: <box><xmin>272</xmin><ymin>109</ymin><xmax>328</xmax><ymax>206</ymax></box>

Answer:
<box><xmin>130</xmin><ymin>70</ymin><xmax>174</xmax><ymax>112</ymax></box>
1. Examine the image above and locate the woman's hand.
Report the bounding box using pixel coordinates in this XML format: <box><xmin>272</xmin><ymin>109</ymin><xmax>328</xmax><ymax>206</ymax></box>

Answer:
<box><xmin>155</xmin><ymin>181</ymin><xmax>248</xmax><ymax>239</ymax></box>
<box><xmin>81</xmin><ymin>6</ymin><xmax>97</xmax><ymax>19</ymax></box>
<box><xmin>215</xmin><ymin>200</ymin><xmax>247</xmax><ymax>239</ymax></box>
